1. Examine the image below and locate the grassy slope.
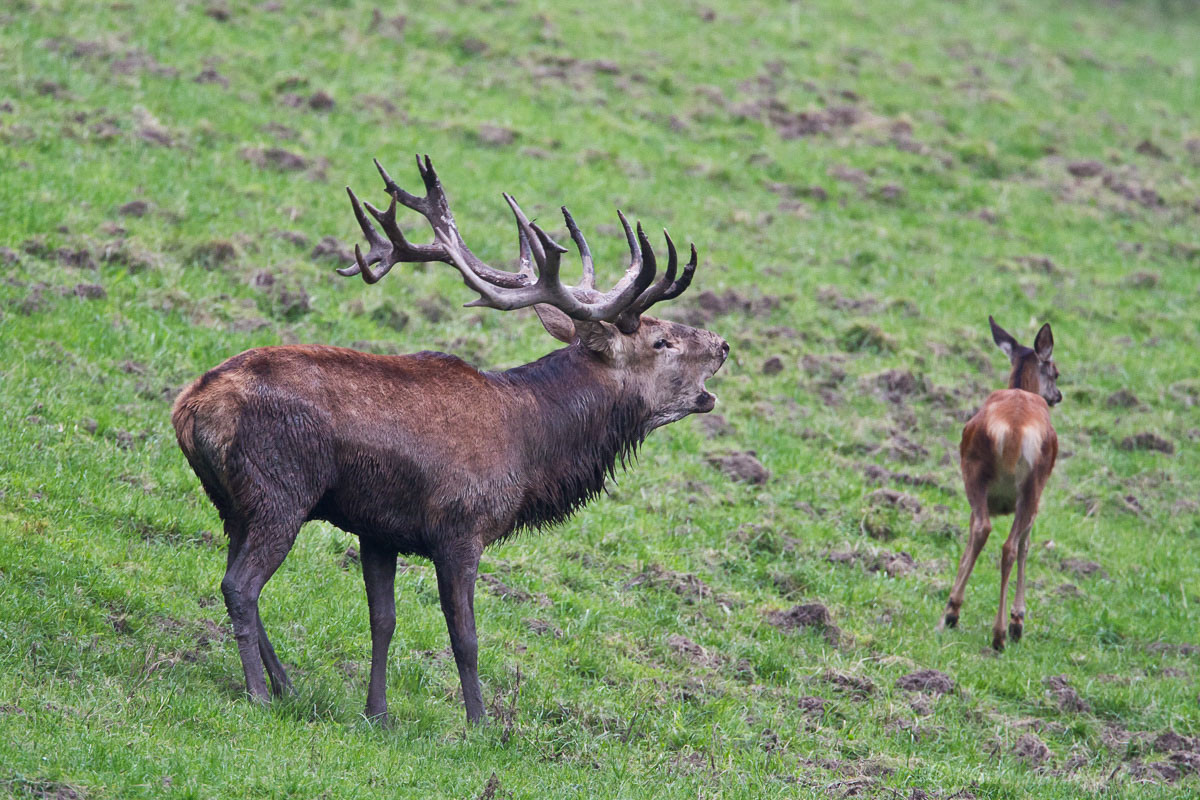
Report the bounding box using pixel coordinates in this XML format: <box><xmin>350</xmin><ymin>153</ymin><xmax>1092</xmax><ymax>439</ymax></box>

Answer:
<box><xmin>1</xmin><ymin>0</ymin><xmax>1198</xmax><ymax>797</ymax></box>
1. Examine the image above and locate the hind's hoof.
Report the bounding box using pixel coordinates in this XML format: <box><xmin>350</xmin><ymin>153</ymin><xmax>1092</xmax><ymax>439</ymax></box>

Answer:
<box><xmin>940</xmin><ymin>613</ymin><xmax>958</xmax><ymax>630</ymax></box>
<box><xmin>992</xmin><ymin>631</ymin><xmax>1006</xmax><ymax>651</ymax></box>
<box><xmin>1008</xmin><ymin>622</ymin><xmax>1023</xmax><ymax>642</ymax></box>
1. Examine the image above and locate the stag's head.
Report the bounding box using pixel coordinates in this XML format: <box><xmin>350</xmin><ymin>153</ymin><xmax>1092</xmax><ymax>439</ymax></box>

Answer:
<box><xmin>339</xmin><ymin>155</ymin><xmax>729</xmax><ymax>429</ymax></box>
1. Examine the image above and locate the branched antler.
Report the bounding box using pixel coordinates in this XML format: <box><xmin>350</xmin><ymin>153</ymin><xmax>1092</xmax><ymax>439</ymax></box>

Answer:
<box><xmin>338</xmin><ymin>155</ymin><xmax>698</xmax><ymax>331</ymax></box>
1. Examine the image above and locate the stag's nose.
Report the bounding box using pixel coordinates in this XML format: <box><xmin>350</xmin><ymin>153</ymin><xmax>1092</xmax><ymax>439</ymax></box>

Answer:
<box><xmin>719</xmin><ymin>340</ymin><xmax>730</xmax><ymax>358</ymax></box>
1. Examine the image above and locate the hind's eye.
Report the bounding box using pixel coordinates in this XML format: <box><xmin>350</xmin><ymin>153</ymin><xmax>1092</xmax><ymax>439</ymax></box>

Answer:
<box><xmin>654</xmin><ymin>339</ymin><xmax>669</xmax><ymax>350</ymax></box>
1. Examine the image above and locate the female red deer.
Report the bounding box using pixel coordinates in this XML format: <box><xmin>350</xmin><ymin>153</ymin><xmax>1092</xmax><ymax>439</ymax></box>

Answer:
<box><xmin>172</xmin><ymin>156</ymin><xmax>728</xmax><ymax>723</ymax></box>
<box><xmin>939</xmin><ymin>317</ymin><xmax>1061</xmax><ymax>650</ymax></box>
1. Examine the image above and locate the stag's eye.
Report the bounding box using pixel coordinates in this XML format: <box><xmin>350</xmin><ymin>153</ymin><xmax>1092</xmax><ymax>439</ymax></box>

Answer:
<box><xmin>653</xmin><ymin>338</ymin><xmax>669</xmax><ymax>350</ymax></box>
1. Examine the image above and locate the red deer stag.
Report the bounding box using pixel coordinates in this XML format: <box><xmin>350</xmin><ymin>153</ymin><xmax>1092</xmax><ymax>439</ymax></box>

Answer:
<box><xmin>172</xmin><ymin>156</ymin><xmax>729</xmax><ymax>723</ymax></box>
<box><xmin>939</xmin><ymin>317</ymin><xmax>1061</xmax><ymax>650</ymax></box>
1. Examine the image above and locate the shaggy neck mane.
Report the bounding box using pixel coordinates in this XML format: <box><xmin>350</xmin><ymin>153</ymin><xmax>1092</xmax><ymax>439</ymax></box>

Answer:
<box><xmin>496</xmin><ymin>345</ymin><xmax>650</xmax><ymax>531</ymax></box>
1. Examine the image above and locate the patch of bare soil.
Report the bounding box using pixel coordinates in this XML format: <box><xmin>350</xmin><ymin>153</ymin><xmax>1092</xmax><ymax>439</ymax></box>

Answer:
<box><xmin>827</xmin><ymin>548</ymin><xmax>919</xmax><ymax>578</ymax></box>
<box><xmin>1106</xmin><ymin>389</ymin><xmax>1140</xmax><ymax>408</ymax></box>
<box><xmin>1060</xmin><ymin>558</ymin><xmax>1107</xmax><ymax>579</ymax></box>
<box><xmin>1012</xmin><ymin>732</ymin><xmax>1051</xmax><ymax>765</ymax></box>
<box><xmin>1145</xmin><ymin>641</ymin><xmax>1199</xmax><ymax>656</ymax></box>
<box><xmin>867</xmin><ymin>488</ymin><xmax>922</xmax><ymax>515</ymax></box>
<box><xmin>678</xmin><ymin>288</ymin><xmax>780</xmax><ymax>325</ymax></box>
<box><xmin>797</xmin><ymin>695</ymin><xmax>827</xmax><ymax>716</ymax></box>
<box><xmin>524</xmin><ymin>618</ymin><xmax>561</xmax><ymax>638</ymax></box>
<box><xmin>706</xmin><ymin>451</ymin><xmax>768</xmax><ymax>484</ymax></box>
<box><xmin>816</xmin><ymin>286</ymin><xmax>880</xmax><ymax>314</ymax></box>
<box><xmin>1066</xmin><ymin>159</ymin><xmax>1105</xmax><ymax>178</ymax></box>
<box><xmin>667</xmin><ymin>634</ymin><xmax>722</xmax><ymax>668</ymax></box>
<box><xmin>816</xmin><ymin>670</ymin><xmax>875</xmax><ymax>698</ymax></box>
<box><xmin>1043</xmin><ymin>675</ymin><xmax>1090</xmax><ymax>713</ymax></box>
<box><xmin>861</xmin><ymin>463</ymin><xmax>940</xmax><ymax>489</ymax></box>
<box><xmin>695</xmin><ymin>413</ymin><xmax>732</xmax><ymax>438</ymax></box>
<box><xmin>310</xmin><ymin>236</ymin><xmax>353</xmax><ymax>263</ymax></box>
<box><xmin>1119</xmin><ymin>432</ymin><xmax>1174</xmax><ymax>454</ymax></box>
<box><xmin>240</xmin><ymin>146</ymin><xmax>308</xmax><ymax>172</ymax></box>
<box><xmin>766</xmin><ymin>603</ymin><xmax>840</xmax><ymax>644</ymax></box>
<box><xmin>194</xmin><ymin>68</ymin><xmax>228</xmax><ymax>88</ymax></box>
<box><xmin>623</xmin><ymin>564</ymin><xmax>731</xmax><ymax>608</ymax></box>
<box><xmin>896</xmin><ymin>669</ymin><xmax>954</xmax><ymax>695</ymax></box>
<box><xmin>479</xmin><ymin>573</ymin><xmax>550</xmax><ymax>607</ymax></box>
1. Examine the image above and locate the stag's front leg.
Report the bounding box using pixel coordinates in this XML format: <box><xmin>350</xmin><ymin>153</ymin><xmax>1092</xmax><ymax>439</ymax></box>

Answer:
<box><xmin>434</xmin><ymin>540</ymin><xmax>485</xmax><ymax>724</ymax></box>
<box><xmin>360</xmin><ymin>540</ymin><xmax>398</xmax><ymax>723</ymax></box>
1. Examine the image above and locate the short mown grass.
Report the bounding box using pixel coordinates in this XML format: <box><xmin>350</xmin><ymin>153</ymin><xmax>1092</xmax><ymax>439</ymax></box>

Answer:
<box><xmin>1</xmin><ymin>0</ymin><xmax>1198</xmax><ymax>797</ymax></box>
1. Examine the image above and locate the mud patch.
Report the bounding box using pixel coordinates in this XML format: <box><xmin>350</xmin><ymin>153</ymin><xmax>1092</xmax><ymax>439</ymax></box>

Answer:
<box><xmin>766</xmin><ymin>603</ymin><xmax>840</xmax><ymax>644</ymax></box>
<box><xmin>1119</xmin><ymin>432</ymin><xmax>1174</xmax><ymax>454</ymax></box>
<box><xmin>667</xmin><ymin>634</ymin><xmax>722</xmax><ymax>668</ymax></box>
<box><xmin>240</xmin><ymin>146</ymin><xmax>308</xmax><ymax>172</ymax></box>
<box><xmin>706</xmin><ymin>451</ymin><xmax>769</xmax><ymax>484</ymax></box>
<box><xmin>524</xmin><ymin>618</ymin><xmax>561</xmax><ymax>638</ymax></box>
<box><xmin>896</xmin><ymin>669</ymin><xmax>954</xmax><ymax>695</ymax></box>
<box><xmin>1060</xmin><ymin>558</ymin><xmax>1107</xmax><ymax>579</ymax></box>
<box><xmin>479</xmin><ymin>574</ymin><xmax>550</xmax><ymax>606</ymax></box>
<box><xmin>861</xmin><ymin>463</ymin><xmax>940</xmax><ymax>489</ymax></box>
<box><xmin>311</xmin><ymin>236</ymin><xmax>353</xmax><ymax>263</ymax></box>
<box><xmin>624</xmin><ymin>564</ymin><xmax>731</xmax><ymax>608</ymax></box>
<box><xmin>818</xmin><ymin>669</ymin><xmax>875</xmax><ymax>698</ymax></box>
<box><xmin>1012</xmin><ymin>732</ymin><xmax>1051</xmax><ymax>765</ymax></box>
<box><xmin>1043</xmin><ymin>675</ymin><xmax>1090</xmax><ymax>713</ymax></box>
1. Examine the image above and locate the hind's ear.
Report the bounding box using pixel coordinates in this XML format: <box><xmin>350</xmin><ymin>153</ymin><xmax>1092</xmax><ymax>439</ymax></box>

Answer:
<box><xmin>1034</xmin><ymin>323</ymin><xmax>1053</xmax><ymax>360</ymax></box>
<box><xmin>989</xmin><ymin>315</ymin><xmax>1020</xmax><ymax>359</ymax></box>
<box><xmin>534</xmin><ymin>304</ymin><xmax>576</xmax><ymax>344</ymax></box>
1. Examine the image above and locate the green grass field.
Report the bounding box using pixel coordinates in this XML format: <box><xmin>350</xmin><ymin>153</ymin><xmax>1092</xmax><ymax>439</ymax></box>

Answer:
<box><xmin>2</xmin><ymin>0</ymin><xmax>1199</xmax><ymax>797</ymax></box>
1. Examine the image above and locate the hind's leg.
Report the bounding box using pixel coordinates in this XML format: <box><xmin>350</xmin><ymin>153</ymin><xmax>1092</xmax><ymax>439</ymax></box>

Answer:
<box><xmin>1007</xmin><ymin>489</ymin><xmax>1038</xmax><ymax>644</ymax></box>
<box><xmin>993</xmin><ymin>489</ymin><xmax>1035</xmax><ymax>651</ymax></box>
<box><xmin>221</xmin><ymin>516</ymin><xmax>301</xmax><ymax>702</ymax></box>
<box><xmin>940</xmin><ymin>482</ymin><xmax>991</xmax><ymax>630</ymax></box>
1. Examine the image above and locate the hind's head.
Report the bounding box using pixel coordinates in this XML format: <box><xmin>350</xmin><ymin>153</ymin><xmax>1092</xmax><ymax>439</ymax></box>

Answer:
<box><xmin>989</xmin><ymin>316</ymin><xmax>1061</xmax><ymax>407</ymax></box>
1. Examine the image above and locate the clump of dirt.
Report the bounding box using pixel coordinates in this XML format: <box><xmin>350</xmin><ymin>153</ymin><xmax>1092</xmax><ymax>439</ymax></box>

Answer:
<box><xmin>667</xmin><ymin>634</ymin><xmax>722</xmax><ymax>668</ymax></box>
<box><xmin>1060</xmin><ymin>558</ymin><xmax>1107</xmax><ymax>579</ymax></box>
<box><xmin>311</xmin><ymin>236</ymin><xmax>353</xmax><ymax>263</ymax></box>
<box><xmin>761</xmin><ymin>355</ymin><xmax>785</xmax><ymax>375</ymax></box>
<box><xmin>797</xmin><ymin>695</ymin><xmax>827</xmax><ymax>716</ymax></box>
<box><xmin>861</xmin><ymin>463</ymin><xmax>940</xmax><ymax>489</ymax></box>
<box><xmin>1102</xmin><ymin>173</ymin><xmax>1164</xmax><ymax>209</ymax></box>
<box><xmin>1012</xmin><ymin>732</ymin><xmax>1051</xmax><ymax>765</ymax></box>
<box><xmin>1119</xmin><ymin>432</ymin><xmax>1174</xmax><ymax>454</ymax></box>
<box><xmin>867</xmin><ymin>489</ymin><xmax>922</xmax><ymax>515</ymax></box>
<box><xmin>118</xmin><ymin>199</ymin><xmax>149</xmax><ymax>217</ymax></box>
<box><xmin>1145</xmin><ymin>642</ymin><xmax>1200</xmax><ymax>656</ymax></box>
<box><xmin>766</xmin><ymin>603</ymin><xmax>840</xmax><ymax>644</ymax></box>
<box><xmin>816</xmin><ymin>287</ymin><xmax>880</xmax><ymax>313</ymax></box>
<box><xmin>818</xmin><ymin>669</ymin><xmax>875</xmax><ymax>698</ymax></box>
<box><xmin>838</xmin><ymin>322</ymin><xmax>895</xmax><ymax>353</ymax></box>
<box><xmin>1066</xmin><ymin>160</ymin><xmax>1105</xmax><ymax>178</ymax></box>
<box><xmin>1154</xmin><ymin>731</ymin><xmax>1197</xmax><ymax>753</ymax></box>
<box><xmin>240</xmin><ymin>146</ymin><xmax>308</xmax><ymax>172</ymax></box>
<box><xmin>896</xmin><ymin>669</ymin><xmax>954</xmax><ymax>695</ymax></box>
<box><xmin>1043</xmin><ymin>675</ymin><xmax>1090</xmax><ymax>713</ymax></box>
<box><xmin>1106</xmin><ymin>389</ymin><xmax>1140</xmax><ymax>408</ymax></box>
<box><xmin>477</xmin><ymin>124</ymin><xmax>517</xmax><ymax>146</ymax></box>
<box><xmin>871</xmin><ymin>369</ymin><xmax>926</xmax><ymax>402</ymax></box>
<box><xmin>706</xmin><ymin>451</ymin><xmax>769</xmax><ymax>484</ymax></box>
<box><xmin>194</xmin><ymin>68</ymin><xmax>228</xmax><ymax>87</ymax></box>
<box><xmin>524</xmin><ymin>618</ymin><xmax>561</xmax><ymax>638</ymax></box>
<box><xmin>479</xmin><ymin>573</ymin><xmax>549</xmax><ymax>606</ymax></box>
<box><xmin>73</xmin><ymin>283</ymin><xmax>106</xmax><ymax>300</ymax></box>
<box><xmin>339</xmin><ymin>546</ymin><xmax>359</xmax><ymax>569</ymax></box>
<box><xmin>696</xmin><ymin>413</ymin><xmax>732</xmax><ymax>438</ymax></box>
<box><xmin>190</xmin><ymin>239</ymin><xmax>238</xmax><ymax>270</ymax></box>
<box><xmin>685</xmin><ymin>288</ymin><xmax>780</xmax><ymax>323</ymax></box>
<box><xmin>623</xmin><ymin>564</ymin><xmax>729</xmax><ymax>607</ymax></box>
<box><xmin>827</xmin><ymin>548</ymin><xmax>918</xmax><ymax>578</ymax></box>
<box><xmin>308</xmin><ymin>91</ymin><xmax>335</xmax><ymax>111</ymax></box>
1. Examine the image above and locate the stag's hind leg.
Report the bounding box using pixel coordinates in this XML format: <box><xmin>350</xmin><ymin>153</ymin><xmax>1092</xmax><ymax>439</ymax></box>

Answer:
<box><xmin>221</xmin><ymin>515</ymin><xmax>302</xmax><ymax>702</ymax></box>
<box><xmin>940</xmin><ymin>481</ymin><xmax>992</xmax><ymax>630</ymax></box>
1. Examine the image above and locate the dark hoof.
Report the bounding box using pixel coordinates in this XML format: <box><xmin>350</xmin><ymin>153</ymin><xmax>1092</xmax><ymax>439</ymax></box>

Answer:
<box><xmin>364</xmin><ymin>710</ymin><xmax>390</xmax><ymax>727</ymax></box>
<box><xmin>1008</xmin><ymin>621</ymin><xmax>1023</xmax><ymax>642</ymax></box>
<box><xmin>942</xmin><ymin>613</ymin><xmax>958</xmax><ymax>629</ymax></box>
<box><xmin>992</xmin><ymin>632</ymin><xmax>1006</xmax><ymax>651</ymax></box>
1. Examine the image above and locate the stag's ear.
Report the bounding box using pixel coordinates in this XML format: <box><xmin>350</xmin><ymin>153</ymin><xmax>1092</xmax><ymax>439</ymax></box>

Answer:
<box><xmin>989</xmin><ymin>315</ymin><xmax>1020</xmax><ymax>359</ymax></box>
<box><xmin>573</xmin><ymin>319</ymin><xmax>618</xmax><ymax>355</ymax></box>
<box><xmin>1034</xmin><ymin>322</ymin><xmax>1054</xmax><ymax>360</ymax></box>
<box><xmin>533</xmin><ymin>304</ymin><xmax>577</xmax><ymax>344</ymax></box>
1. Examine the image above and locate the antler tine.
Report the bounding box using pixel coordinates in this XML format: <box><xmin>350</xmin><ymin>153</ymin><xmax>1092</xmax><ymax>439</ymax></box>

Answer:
<box><xmin>338</xmin><ymin>186</ymin><xmax>383</xmax><ymax>277</ymax></box>
<box><xmin>657</xmin><ymin>240</ymin><xmax>697</xmax><ymax>302</ymax></box>
<box><xmin>561</xmin><ymin>207</ymin><xmax>595</xmax><ymax>290</ymax></box>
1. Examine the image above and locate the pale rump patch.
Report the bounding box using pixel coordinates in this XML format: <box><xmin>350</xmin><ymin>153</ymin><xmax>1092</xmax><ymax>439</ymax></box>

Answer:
<box><xmin>1019</xmin><ymin>426</ymin><xmax>1044</xmax><ymax>470</ymax></box>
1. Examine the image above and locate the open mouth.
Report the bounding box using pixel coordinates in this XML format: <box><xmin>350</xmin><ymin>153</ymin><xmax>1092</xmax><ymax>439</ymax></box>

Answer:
<box><xmin>695</xmin><ymin>357</ymin><xmax>726</xmax><ymax>412</ymax></box>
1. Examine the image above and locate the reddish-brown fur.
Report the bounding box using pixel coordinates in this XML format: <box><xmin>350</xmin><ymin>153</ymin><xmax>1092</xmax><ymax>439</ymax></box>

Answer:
<box><xmin>172</xmin><ymin>158</ymin><xmax>728</xmax><ymax>725</ymax></box>
<box><xmin>940</xmin><ymin>317</ymin><xmax>1061</xmax><ymax>650</ymax></box>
